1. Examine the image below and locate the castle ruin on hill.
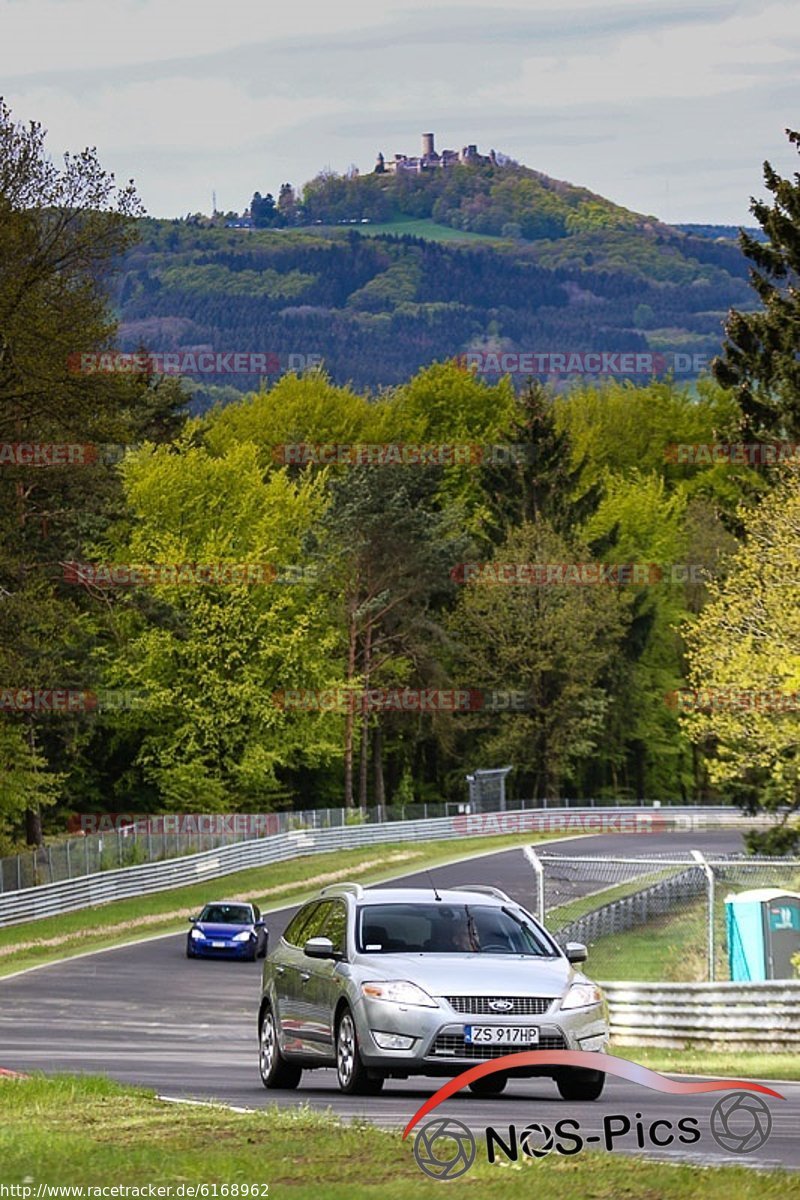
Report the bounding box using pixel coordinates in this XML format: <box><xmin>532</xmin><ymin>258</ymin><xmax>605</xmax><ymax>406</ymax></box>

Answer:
<box><xmin>374</xmin><ymin>133</ymin><xmax>496</xmax><ymax>175</ymax></box>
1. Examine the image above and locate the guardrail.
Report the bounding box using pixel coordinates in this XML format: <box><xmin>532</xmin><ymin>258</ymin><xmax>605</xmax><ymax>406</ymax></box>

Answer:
<box><xmin>603</xmin><ymin>981</ymin><xmax>800</xmax><ymax>1048</ymax></box>
<box><xmin>555</xmin><ymin>867</ymin><xmax>706</xmax><ymax>945</ymax></box>
<box><xmin>0</xmin><ymin>798</ymin><xmax>768</xmax><ymax>894</ymax></box>
<box><xmin>0</xmin><ymin>805</ymin><xmax>750</xmax><ymax>928</ymax></box>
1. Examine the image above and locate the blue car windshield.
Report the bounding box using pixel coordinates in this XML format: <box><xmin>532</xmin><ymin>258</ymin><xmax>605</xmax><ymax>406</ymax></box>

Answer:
<box><xmin>357</xmin><ymin>903</ymin><xmax>557</xmax><ymax>956</ymax></box>
<box><xmin>199</xmin><ymin>904</ymin><xmax>252</xmax><ymax>925</ymax></box>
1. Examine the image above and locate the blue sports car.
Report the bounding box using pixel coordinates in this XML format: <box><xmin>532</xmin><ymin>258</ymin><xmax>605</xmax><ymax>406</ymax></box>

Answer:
<box><xmin>186</xmin><ymin>901</ymin><xmax>268</xmax><ymax>961</ymax></box>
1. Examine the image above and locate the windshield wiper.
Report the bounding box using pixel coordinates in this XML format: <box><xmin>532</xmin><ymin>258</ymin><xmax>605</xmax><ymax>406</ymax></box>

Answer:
<box><xmin>500</xmin><ymin>906</ymin><xmax>559</xmax><ymax>956</ymax></box>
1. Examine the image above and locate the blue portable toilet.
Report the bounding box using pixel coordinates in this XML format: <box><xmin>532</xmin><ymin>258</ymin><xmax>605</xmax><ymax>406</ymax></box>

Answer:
<box><xmin>726</xmin><ymin>888</ymin><xmax>800</xmax><ymax>981</ymax></box>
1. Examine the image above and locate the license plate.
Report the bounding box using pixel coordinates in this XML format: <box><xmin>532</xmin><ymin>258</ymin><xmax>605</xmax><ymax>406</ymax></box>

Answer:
<box><xmin>211</xmin><ymin>941</ymin><xmax>226</xmax><ymax>948</ymax></box>
<box><xmin>464</xmin><ymin>1026</ymin><xmax>540</xmax><ymax>1045</ymax></box>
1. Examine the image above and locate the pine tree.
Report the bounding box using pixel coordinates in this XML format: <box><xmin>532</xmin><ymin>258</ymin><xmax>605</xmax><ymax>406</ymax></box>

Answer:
<box><xmin>478</xmin><ymin>380</ymin><xmax>601</xmax><ymax>542</ymax></box>
<box><xmin>713</xmin><ymin>128</ymin><xmax>800</xmax><ymax>439</ymax></box>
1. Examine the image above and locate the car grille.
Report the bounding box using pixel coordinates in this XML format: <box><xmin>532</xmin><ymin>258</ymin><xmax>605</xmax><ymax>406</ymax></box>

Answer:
<box><xmin>445</xmin><ymin>996</ymin><xmax>554</xmax><ymax>1016</ymax></box>
<box><xmin>429</xmin><ymin>1033</ymin><xmax>567</xmax><ymax>1059</ymax></box>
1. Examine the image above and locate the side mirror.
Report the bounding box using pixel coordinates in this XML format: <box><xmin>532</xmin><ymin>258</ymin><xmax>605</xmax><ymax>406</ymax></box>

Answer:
<box><xmin>255</xmin><ymin>920</ymin><xmax>266</xmax><ymax>928</ymax></box>
<box><xmin>304</xmin><ymin>936</ymin><xmax>339</xmax><ymax>960</ymax></box>
<box><xmin>565</xmin><ymin>942</ymin><xmax>588</xmax><ymax>964</ymax></box>
<box><xmin>187</xmin><ymin>916</ymin><xmax>199</xmax><ymax>923</ymax></box>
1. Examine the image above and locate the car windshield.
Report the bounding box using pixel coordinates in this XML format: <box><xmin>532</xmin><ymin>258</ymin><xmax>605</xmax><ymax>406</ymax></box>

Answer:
<box><xmin>356</xmin><ymin>902</ymin><xmax>557</xmax><ymax>956</ymax></box>
<box><xmin>199</xmin><ymin>904</ymin><xmax>252</xmax><ymax>925</ymax></box>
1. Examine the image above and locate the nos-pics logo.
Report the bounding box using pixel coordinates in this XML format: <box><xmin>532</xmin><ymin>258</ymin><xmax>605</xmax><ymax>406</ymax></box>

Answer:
<box><xmin>404</xmin><ymin>1052</ymin><xmax>782</xmax><ymax>1180</ymax></box>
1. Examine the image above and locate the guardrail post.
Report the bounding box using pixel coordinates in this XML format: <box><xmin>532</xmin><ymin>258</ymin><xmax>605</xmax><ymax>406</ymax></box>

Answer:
<box><xmin>691</xmin><ymin>849</ymin><xmax>715</xmax><ymax>982</ymax></box>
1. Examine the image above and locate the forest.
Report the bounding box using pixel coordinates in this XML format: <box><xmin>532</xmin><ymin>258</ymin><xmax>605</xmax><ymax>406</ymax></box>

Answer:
<box><xmin>1</xmin><ymin>103</ymin><xmax>798</xmax><ymax>851</ymax></box>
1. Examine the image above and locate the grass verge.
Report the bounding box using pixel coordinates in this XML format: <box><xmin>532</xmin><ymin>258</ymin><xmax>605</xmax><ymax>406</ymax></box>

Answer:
<box><xmin>547</xmin><ymin>866</ymin><xmax>679</xmax><ymax>929</ymax></box>
<box><xmin>587</xmin><ymin>896</ymin><xmax>729</xmax><ymax>982</ymax></box>
<box><xmin>0</xmin><ymin>1075</ymin><xmax>794</xmax><ymax>1194</ymax></box>
<box><xmin>0</xmin><ymin>830</ymin><xmax>565</xmax><ymax>978</ymax></box>
<box><xmin>611</xmin><ymin>1047</ymin><xmax>800</xmax><ymax>1081</ymax></box>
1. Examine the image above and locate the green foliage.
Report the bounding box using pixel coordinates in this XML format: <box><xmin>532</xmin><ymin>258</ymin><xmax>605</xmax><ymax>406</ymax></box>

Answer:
<box><xmin>158</xmin><ymin>261</ymin><xmax>315</xmax><ymax>299</ymax></box>
<box><xmin>682</xmin><ymin>465</ymin><xmax>800</xmax><ymax>843</ymax></box>
<box><xmin>714</xmin><ymin>128</ymin><xmax>800</xmax><ymax>438</ymax></box>
<box><xmin>301</xmin><ymin>160</ymin><xmax>646</xmax><ymax>243</ymax></box>
<box><xmin>0</xmin><ymin>99</ymin><xmax>186</xmax><ymax>842</ymax></box>
<box><xmin>106</xmin><ymin>440</ymin><xmax>344</xmax><ymax>807</ymax></box>
<box><xmin>450</xmin><ymin>519</ymin><xmax>629</xmax><ymax>798</ymax></box>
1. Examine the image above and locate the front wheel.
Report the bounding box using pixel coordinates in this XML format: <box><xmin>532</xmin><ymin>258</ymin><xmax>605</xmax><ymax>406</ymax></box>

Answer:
<box><xmin>336</xmin><ymin>1008</ymin><xmax>384</xmax><ymax>1095</ymax></box>
<box><xmin>259</xmin><ymin>1006</ymin><xmax>302</xmax><ymax>1090</ymax></box>
<box><xmin>555</xmin><ymin>1069</ymin><xmax>605</xmax><ymax>1101</ymax></box>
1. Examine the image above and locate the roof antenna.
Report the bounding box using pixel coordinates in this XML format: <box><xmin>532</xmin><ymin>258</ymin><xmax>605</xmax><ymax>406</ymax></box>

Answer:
<box><xmin>427</xmin><ymin>870</ymin><xmax>442</xmax><ymax>901</ymax></box>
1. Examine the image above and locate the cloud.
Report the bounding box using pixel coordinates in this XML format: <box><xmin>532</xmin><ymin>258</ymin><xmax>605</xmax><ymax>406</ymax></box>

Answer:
<box><xmin>0</xmin><ymin>0</ymin><xmax>796</xmax><ymax>221</ymax></box>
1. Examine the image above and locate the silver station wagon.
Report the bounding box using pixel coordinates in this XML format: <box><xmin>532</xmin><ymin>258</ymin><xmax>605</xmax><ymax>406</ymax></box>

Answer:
<box><xmin>258</xmin><ymin>883</ymin><xmax>609</xmax><ymax>1098</ymax></box>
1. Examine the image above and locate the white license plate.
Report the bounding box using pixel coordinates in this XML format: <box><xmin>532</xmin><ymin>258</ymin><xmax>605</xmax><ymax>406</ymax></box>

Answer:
<box><xmin>211</xmin><ymin>941</ymin><xmax>227</xmax><ymax>948</ymax></box>
<box><xmin>464</xmin><ymin>1026</ymin><xmax>540</xmax><ymax>1045</ymax></box>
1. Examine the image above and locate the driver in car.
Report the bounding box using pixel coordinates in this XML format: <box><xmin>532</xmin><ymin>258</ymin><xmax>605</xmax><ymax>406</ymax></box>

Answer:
<box><xmin>430</xmin><ymin>914</ymin><xmax>479</xmax><ymax>952</ymax></box>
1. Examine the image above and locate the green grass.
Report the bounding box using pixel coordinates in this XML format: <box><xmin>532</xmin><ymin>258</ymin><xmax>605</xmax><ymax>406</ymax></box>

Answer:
<box><xmin>0</xmin><ymin>1075</ymin><xmax>795</xmax><ymax>1194</ymax></box>
<box><xmin>548</xmin><ymin>867</ymin><xmax>678</xmax><ymax>929</ymax></box>
<box><xmin>614</xmin><ymin>1047</ymin><xmax>800</xmax><ymax>1081</ymax></box>
<box><xmin>299</xmin><ymin>217</ymin><xmax>507</xmax><ymax>244</ymax></box>
<box><xmin>0</xmin><ymin>830</ymin><xmax>562</xmax><ymax>978</ymax></box>
<box><xmin>587</xmin><ymin>896</ymin><xmax>729</xmax><ymax>983</ymax></box>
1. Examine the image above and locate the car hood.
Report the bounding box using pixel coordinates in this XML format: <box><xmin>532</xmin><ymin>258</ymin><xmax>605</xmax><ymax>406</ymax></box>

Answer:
<box><xmin>195</xmin><ymin>922</ymin><xmax>251</xmax><ymax>936</ymax></box>
<box><xmin>356</xmin><ymin>952</ymin><xmax>576</xmax><ymax>997</ymax></box>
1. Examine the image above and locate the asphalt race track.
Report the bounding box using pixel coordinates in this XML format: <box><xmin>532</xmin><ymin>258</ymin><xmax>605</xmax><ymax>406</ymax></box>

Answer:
<box><xmin>1</xmin><ymin>829</ymin><xmax>798</xmax><ymax>1173</ymax></box>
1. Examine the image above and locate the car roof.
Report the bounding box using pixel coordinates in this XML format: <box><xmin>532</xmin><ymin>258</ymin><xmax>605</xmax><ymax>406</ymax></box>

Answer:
<box><xmin>346</xmin><ymin>887</ymin><xmax>510</xmax><ymax>907</ymax></box>
<box><xmin>202</xmin><ymin>900</ymin><xmax>253</xmax><ymax>909</ymax></box>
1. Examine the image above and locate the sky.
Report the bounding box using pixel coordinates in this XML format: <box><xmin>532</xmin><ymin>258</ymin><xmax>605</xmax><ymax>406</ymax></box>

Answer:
<box><xmin>1</xmin><ymin>0</ymin><xmax>798</xmax><ymax>225</ymax></box>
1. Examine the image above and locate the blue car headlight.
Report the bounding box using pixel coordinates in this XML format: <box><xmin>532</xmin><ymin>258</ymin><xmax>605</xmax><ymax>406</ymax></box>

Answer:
<box><xmin>190</xmin><ymin>928</ymin><xmax>204</xmax><ymax>940</ymax></box>
<box><xmin>232</xmin><ymin>930</ymin><xmax>254</xmax><ymax>942</ymax></box>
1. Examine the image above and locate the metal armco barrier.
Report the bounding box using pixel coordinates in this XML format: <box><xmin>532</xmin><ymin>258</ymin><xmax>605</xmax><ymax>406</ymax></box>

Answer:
<box><xmin>0</xmin><ymin>805</ymin><xmax>754</xmax><ymax>928</ymax></box>
<box><xmin>555</xmin><ymin>867</ymin><xmax>706</xmax><ymax>945</ymax></box>
<box><xmin>603</xmin><ymin>980</ymin><xmax>800</xmax><ymax>1048</ymax></box>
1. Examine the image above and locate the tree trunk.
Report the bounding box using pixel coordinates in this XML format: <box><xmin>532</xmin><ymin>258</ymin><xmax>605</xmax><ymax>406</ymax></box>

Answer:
<box><xmin>343</xmin><ymin>600</ymin><xmax>358</xmax><ymax>808</ymax></box>
<box><xmin>25</xmin><ymin>806</ymin><xmax>43</xmax><ymax>847</ymax></box>
<box><xmin>358</xmin><ymin>619</ymin><xmax>373</xmax><ymax>808</ymax></box>
<box><xmin>373</xmin><ymin>721</ymin><xmax>385</xmax><ymax>818</ymax></box>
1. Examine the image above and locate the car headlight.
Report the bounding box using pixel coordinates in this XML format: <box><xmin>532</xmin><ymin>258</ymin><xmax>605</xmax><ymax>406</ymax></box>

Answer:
<box><xmin>190</xmin><ymin>928</ymin><xmax>204</xmax><ymax>940</ymax></box>
<box><xmin>361</xmin><ymin>980</ymin><xmax>438</xmax><ymax>1007</ymax></box>
<box><xmin>232</xmin><ymin>930</ymin><xmax>254</xmax><ymax>942</ymax></box>
<box><xmin>561</xmin><ymin>983</ymin><xmax>603</xmax><ymax>1010</ymax></box>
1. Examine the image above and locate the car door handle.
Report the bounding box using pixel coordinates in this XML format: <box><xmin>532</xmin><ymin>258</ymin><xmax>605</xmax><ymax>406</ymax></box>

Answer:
<box><xmin>275</xmin><ymin>965</ymin><xmax>285</xmax><ymax>976</ymax></box>
<box><xmin>300</xmin><ymin>971</ymin><xmax>311</xmax><ymax>983</ymax></box>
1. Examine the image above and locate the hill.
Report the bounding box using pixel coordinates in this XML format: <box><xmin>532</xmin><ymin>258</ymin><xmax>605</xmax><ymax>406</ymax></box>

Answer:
<box><xmin>110</xmin><ymin>159</ymin><xmax>756</xmax><ymax>404</ymax></box>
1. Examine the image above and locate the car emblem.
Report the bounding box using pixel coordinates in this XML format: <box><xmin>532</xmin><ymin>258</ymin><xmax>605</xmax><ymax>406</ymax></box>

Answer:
<box><xmin>488</xmin><ymin>999</ymin><xmax>514</xmax><ymax>1012</ymax></box>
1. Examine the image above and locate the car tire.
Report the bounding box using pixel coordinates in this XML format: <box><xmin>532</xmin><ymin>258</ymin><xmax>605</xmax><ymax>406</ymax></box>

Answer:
<box><xmin>555</xmin><ymin>1068</ymin><xmax>605</xmax><ymax>1101</ymax></box>
<box><xmin>335</xmin><ymin>1008</ymin><xmax>384</xmax><ymax>1095</ymax></box>
<box><xmin>468</xmin><ymin>1074</ymin><xmax>508</xmax><ymax>1097</ymax></box>
<box><xmin>259</xmin><ymin>1006</ymin><xmax>302</xmax><ymax>1090</ymax></box>
<box><xmin>186</xmin><ymin>942</ymin><xmax>195</xmax><ymax>959</ymax></box>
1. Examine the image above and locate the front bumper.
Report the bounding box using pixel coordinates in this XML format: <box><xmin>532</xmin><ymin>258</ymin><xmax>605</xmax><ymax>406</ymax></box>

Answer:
<box><xmin>355</xmin><ymin>996</ymin><xmax>608</xmax><ymax>1075</ymax></box>
<box><xmin>188</xmin><ymin>937</ymin><xmax>256</xmax><ymax>959</ymax></box>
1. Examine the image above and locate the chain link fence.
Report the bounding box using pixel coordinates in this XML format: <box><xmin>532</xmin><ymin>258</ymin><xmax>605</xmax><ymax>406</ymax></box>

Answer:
<box><xmin>0</xmin><ymin>797</ymin><xmax>697</xmax><ymax>894</ymax></box>
<box><xmin>527</xmin><ymin>850</ymin><xmax>800</xmax><ymax>983</ymax></box>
